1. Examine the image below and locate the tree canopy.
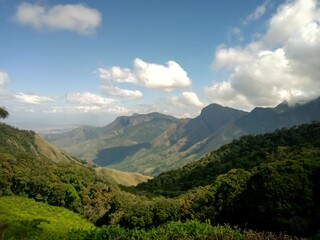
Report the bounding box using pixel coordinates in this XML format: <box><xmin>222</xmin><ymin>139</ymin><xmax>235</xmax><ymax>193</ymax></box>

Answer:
<box><xmin>0</xmin><ymin>107</ymin><xmax>9</xmax><ymax>119</ymax></box>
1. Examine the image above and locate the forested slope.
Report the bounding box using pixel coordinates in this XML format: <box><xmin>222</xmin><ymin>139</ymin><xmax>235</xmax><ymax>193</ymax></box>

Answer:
<box><xmin>1</xmin><ymin>122</ymin><xmax>320</xmax><ymax>238</ymax></box>
<box><xmin>0</xmin><ymin>123</ymin><xmax>116</xmax><ymax>222</ymax></box>
<box><xmin>118</xmin><ymin>122</ymin><xmax>320</xmax><ymax>236</ymax></box>
<box><xmin>137</xmin><ymin>121</ymin><xmax>320</xmax><ymax>195</ymax></box>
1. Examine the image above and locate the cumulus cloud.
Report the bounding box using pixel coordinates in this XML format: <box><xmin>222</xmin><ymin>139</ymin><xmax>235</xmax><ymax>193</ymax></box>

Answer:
<box><xmin>132</xmin><ymin>58</ymin><xmax>192</xmax><ymax>90</ymax></box>
<box><xmin>14</xmin><ymin>2</ymin><xmax>101</xmax><ymax>35</ymax></box>
<box><xmin>97</xmin><ymin>58</ymin><xmax>192</xmax><ymax>98</ymax></box>
<box><xmin>207</xmin><ymin>0</ymin><xmax>320</xmax><ymax>110</ymax></box>
<box><xmin>101</xmin><ymin>85</ymin><xmax>143</xmax><ymax>99</ymax></box>
<box><xmin>169</xmin><ymin>92</ymin><xmax>205</xmax><ymax>108</ymax></box>
<box><xmin>262</xmin><ymin>0</ymin><xmax>318</xmax><ymax>46</ymax></box>
<box><xmin>212</xmin><ymin>46</ymin><xmax>256</xmax><ymax>70</ymax></box>
<box><xmin>66</xmin><ymin>92</ymin><xmax>117</xmax><ymax>105</ymax></box>
<box><xmin>15</xmin><ymin>93</ymin><xmax>55</xmax><ymax>104</ymax></box>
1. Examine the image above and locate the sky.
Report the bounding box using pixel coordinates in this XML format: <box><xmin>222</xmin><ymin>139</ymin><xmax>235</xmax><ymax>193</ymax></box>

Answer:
<box><xmin>1</xmin><ymin>0</ymin><xmax>320</xmax><ymax>132</ymax></box>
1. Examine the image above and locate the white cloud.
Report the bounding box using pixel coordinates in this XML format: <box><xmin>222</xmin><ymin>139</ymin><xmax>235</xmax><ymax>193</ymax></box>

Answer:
<box><xmin>0</xmin><ymin>70</ymin><xmax>11</xmax><ymax>99</ymax></box>
<box><xmin>97</xmin><ymin>58</ymin><xmax>192</xmax><ymax>97</ymax></box>
<box><xmin>74</xmin><ymin>106</ymin><xmax>101</xmax><ymax>113</ymax></box>
<box><xmin>15</xmin><ymin>93</ymin><xmax>55</xmax><ymax>104</ymax></box>
<box><xmin>244</xmin><ymin>0</ymin><xmax>270</xmax><ymax>24</ymax></box>
<box><xmin>0</xmin><ymin>71</ymin><xmax>10</xmax><ymax>85</ymax></box>
<box><xmin>66</xmin><ymin>92</ymin><xmax>117</xmax><ymax>105</ymax></box>
<box><xmin>285</xmin><ymin>20</ymin><xmax>320</xmax><ymax>81</ymax></box>
<box><xmin>74</xmin><ymin>105</ymin><xmax>131</xmax><ymax>114</ymax></box>
<box><xmin>133</xmin><ymin>58</ymin><xmax>192</xmax><ymax>90</ymax></box>
<box><xmin>262</xmin><ymin>0</ymin><xmax>318</xmax><ymax>46</ymax></box>
<box><xmin>14</xmin><ymin>2</ymin><xmax>101</xmax><ymax>35</ymax></box>
<box><xmin>229</xmin><ymin>27</ymin><xmax>244</xmax><ymax>42</ymax></box>
<box><xmin>101</xmin><ymin>85</ymin><xmax>143</xmax><ymax>99</ymax></box>
<box><xmin>207</xmin><ymin>0</ymin><xmax>320</xmax><ymax>109</ymax></box>
<box><xmin>104</xmin><ymin>106</ymin><xmax>130</xmax><ymax>114</ymax></box>
<box><xmin>169</xmin><ymin>92</ymin><xmax>205</xmax><ymax>108</ymax></box>
<box><xmin>212</xmin><ymin>46</ymin><xmax>256</xmax><ymax>70</ymax></box>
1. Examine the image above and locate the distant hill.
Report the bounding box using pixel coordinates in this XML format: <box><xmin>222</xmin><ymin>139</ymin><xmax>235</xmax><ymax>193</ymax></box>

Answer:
<box><xmin>235</xmin><ymin>97</ymin><xmax>320</xmax><ymax>133</ymax></box>
<box><xmin>44</xmin><ymin>97</ymin><xmax>320</xmax><ymax>176</ymax></box>
<box><xmin>44</xmin><ymin>112</ymin><xmax>178</xmax><ymax>162</ymax></box>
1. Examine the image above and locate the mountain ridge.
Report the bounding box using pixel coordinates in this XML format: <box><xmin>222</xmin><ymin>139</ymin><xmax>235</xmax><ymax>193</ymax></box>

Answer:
<box><xmin>44</xmin><ymin>97</ymin><xmax>320</xmax><ymax>175</ymax></box>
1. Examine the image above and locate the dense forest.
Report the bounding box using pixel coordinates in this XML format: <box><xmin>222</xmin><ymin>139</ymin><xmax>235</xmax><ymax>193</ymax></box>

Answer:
<box><xmin>1</xmin><ymin>121</ymin><xmax>320</xmax><ymax>239</ymax></box>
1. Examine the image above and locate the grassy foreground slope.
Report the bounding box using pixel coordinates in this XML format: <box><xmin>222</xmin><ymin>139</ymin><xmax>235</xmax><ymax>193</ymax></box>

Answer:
<box><xmin>0</xmin><ymin>196</ymin><xmax>93</xmax><ymax>239</ymax></box>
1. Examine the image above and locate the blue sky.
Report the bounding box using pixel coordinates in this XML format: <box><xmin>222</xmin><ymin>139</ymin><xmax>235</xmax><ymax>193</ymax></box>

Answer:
<box><xmin>1</xmin><ymin>0</ymin><xmax>320</xmax><ymax>131</ymax></box>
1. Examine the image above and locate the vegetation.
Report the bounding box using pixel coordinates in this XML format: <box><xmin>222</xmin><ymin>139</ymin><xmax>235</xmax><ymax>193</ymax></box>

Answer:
<box><xmin>137</xmin><ymin>122</ymin><xmax>320</xmax><ymax>195</ymax></box>
<box><xmin>1</xmin><ymin>114</ymin><xmax>320</xmax><ymax>239</ymax></box>
<box><xmin>0</xmin><ymin>195</ymin><xmax>93</xmax><ymax>239</ymax></box>
<box><xmin>67</xmin><ymin>220</ymin><xmax>304</xmax><ymax>240</ymax></box>
<box><xmin>0</xmin><ymin>107</ymin><xmax>9</xmax><ymax>120</ymax></box>
<box><xmin>0</xmin><ymin>123</ymin><xmax>117</xmax><ymax>222</ymax></box>
<box><xmin>127</xmin><ymin>122</ymin><xmax>320</xmax><ymax>236</ymax></box>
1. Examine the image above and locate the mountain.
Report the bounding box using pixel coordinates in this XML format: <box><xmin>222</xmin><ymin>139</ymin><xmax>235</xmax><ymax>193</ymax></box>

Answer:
<box><xmin>44</xmin><ymin>97</ymin><xmax>320</xmax><ymax>176</ymax></box>
<box><xmin>235</xmin><ymin>97</ymin><xmax>320</xmax><ymax>133</ymax></box>
<box><xmin>44</xmin><ymin>112</ymin><xmax>178</xmax><ymax>162</ymax></box>
<box><xmin>155</xmin><ymin>103</ymin><xmax>247</xmax><ymax>152</ymax></box>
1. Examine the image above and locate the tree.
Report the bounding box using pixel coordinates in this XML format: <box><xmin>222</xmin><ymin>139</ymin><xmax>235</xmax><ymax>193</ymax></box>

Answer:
<box><xmin>0</xmin><ymin>107</ymin><xmax>9</xmax><ymax>119</ymax></box>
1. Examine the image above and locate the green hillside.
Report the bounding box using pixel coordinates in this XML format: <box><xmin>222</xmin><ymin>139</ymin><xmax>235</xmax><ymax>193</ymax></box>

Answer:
<box><xmin>137</xmin><ymin>121</ymin><xmax>320</xmax><ymax>195</ymax></box>
<box><xmin>0</xmin><ymin>196</ymin><xmax>93</xmax><ymax>239</ymax></box>
<box><xmin>0</xmin><ymin>123</ymin><xmax>117</xmax><ymax>222</ymax></box>
<box><xmin>119</xmin><ymin>122</ymin><xmax>320</xmax><ymax>237</ymax></box>
<box><xmin>1</xmin><ymin>120</ymin><xmax>320</xmax><ymax>238</ymax></box>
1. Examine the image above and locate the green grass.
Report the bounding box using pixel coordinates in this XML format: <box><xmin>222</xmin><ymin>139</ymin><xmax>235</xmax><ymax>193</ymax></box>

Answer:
<box><xmin>0</xmin><ymin>196</ymin><xmax>94</xmax><ymax>239</ymax></box>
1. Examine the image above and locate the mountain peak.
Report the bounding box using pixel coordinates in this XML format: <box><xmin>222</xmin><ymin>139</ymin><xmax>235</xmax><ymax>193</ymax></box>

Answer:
<box><xmin>200</xmin><ymin>103</ymin><xmax>247</xmax><ymax>123</ymax></box>
<box><xmin>112</xmin><ymin>112</ymin><xmax>178</xmax><ymax>128</ymax></box>
<box><xmin>274</xmin><ymin>100</ymin><xmax>290</xmax><ymax>113</ymax></box>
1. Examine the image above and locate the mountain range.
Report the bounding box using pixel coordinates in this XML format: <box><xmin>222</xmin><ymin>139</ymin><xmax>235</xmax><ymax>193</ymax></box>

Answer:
<box><xmin>43</xmin><ymin>97</ymin><xmax>320</xmax><ymax>176</ymax></box>
<box><xmin>1</xmin><ymin>108</ymin><xmax>320</xmax><ymax>238</ymax></box>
